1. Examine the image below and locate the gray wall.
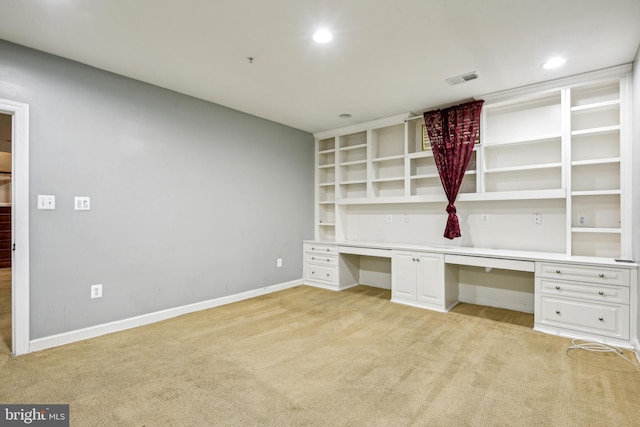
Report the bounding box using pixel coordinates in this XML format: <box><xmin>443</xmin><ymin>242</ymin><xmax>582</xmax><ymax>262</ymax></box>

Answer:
<box><xmin>0</xmin><ymin>40</ymin><xmax>314</xmax><ymax>339</ymax></box>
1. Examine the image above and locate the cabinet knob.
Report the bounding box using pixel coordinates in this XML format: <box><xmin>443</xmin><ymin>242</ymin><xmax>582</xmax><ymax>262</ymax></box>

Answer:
<box><xmin>326</xmin><ymin>249</ymin><xmax>330</xmax><ymax>252</ymax></box>
<box><xmin>326</xmin><ymin>258</ymin><xmax>330</xmax><ymax>262</ymax></box>
<box><xmin>555</xmin><ymin>270</ymin><xmax>561</xmax><ymax>274</ymax></box>
<box><xmin>555</xmin><ymin>310</ymin><xmax>561</xmax><ymax>315</ymax></box>
<box><xmin>555</xmin><ymin>286</ymin><xmax>560</xmax><ymax>290</ymax></box>
<box><xmin>326</xmin><ymin>273</ymin><xmax>330</xmax><ymax>277</ymax></box>
<box><xmin>598</xmin><ymin>291</ymin><xmax>604</xmax><ymax>295</ymax></box>
<box><xmin>598</xmin><ymin>317</ymin><xmax>604</xmax><ymax>321</ymax></box>
<box><xmin>311</xmin><ymin>247</ymin><xmax>315</xmax><ymax>250</ymax></box>
<box><xmin>598</xmin><ymin>273</ymin><xmax>604</xmax><ymax>278</ymax></box>
<box><xmin>311</xmin><ymin>257</ymin><xmax>315</xmax><ymax>260</ymax></box>
<box><xmin>311</xmin><ymin>271</ymin><xmax>315</xmax><ymax>274</ymax></box>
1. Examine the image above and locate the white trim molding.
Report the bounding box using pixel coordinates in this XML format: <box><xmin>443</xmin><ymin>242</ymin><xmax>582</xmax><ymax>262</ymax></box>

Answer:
<box><xmin>30</xmin><ymin>278</ymin><xmax>304</xmax><ymax>353</ymax></box>
<box><xmin>477</xmin><ymin>64</ymin><xmax>633</xmax><ymax>105</ymax></box>
<box><xmin>0</xmin><ymin>98</ymin><xmax>30</xmax><ymax>356</ymax></box>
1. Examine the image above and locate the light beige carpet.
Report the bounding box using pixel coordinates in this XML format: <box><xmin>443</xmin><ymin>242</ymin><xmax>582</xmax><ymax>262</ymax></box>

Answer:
<box><xmin>1</xmin><ymin>284</ymin><xmax>639</xmax><ymax>426</ymax></box>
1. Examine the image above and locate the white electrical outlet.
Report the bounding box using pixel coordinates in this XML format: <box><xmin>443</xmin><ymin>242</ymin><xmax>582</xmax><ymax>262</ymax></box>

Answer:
<box><xmin>277</xmin><ymin>258</ymin><xmax>283</xmax><ymax>268</ymax></box>
<box><xmin>533</xmin><ymin>213</ymin><xmax>542</xmax><ymax>225</ymax></box>
<box><xmin>481</xmin><ymin>214</ymin><xmax>489</xmax><ymax>223</ymax></box>
<box><xmin>578</xmin><ymin>215</ymin><xmax>586</xmax><ymax>226</ymax></box>
<box><xmin>386</xmin><ymin>215</ymin><xmax>393</xmax><ymax>223</ymax></box>
<box><xmin>91</xmin><ymin>284</ymin><xmax>102</xmax><ymax>299</ymax></box>
<box><xmin>403</xmin><ymin>214</ymin><xmax>409</xmax><ymax>223</ymax></box>
<box><xmin>37</xmin><ymin>195</ymin><xmax>56</xmax><ymax>210</ymax></box>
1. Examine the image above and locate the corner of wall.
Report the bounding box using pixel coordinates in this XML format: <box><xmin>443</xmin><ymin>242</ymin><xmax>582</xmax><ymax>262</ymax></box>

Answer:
<box><xmin>633</xmin><ymin>44</ymin><xmax>640</xmax><ymax>347</ymax></box>
<box><xmin>633</xmin><ymin>43</ymin><xmax>640</xmax><ymax>262</ymax></box>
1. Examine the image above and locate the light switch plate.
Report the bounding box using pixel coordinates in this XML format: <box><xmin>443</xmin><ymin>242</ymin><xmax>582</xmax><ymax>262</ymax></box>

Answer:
<box><xmin>75</xmin><ymin>196</ymin><xmax>91</xmax><ymax>211</ymax></box>
<box><xmin>37</xmin><ymin>195</ymin><xmax>55</xmax><ymax>210</ymax></box>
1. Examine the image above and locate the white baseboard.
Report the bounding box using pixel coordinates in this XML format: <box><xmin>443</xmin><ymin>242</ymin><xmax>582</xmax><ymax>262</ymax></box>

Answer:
<box><xmin>635</xmin><ymin>337</ymin><xmax>640</xmax><ymax>363</ymax></box>
<box><xmin>29</xmin><ymin>278</ymin><xmax>303</xmax><ymax>353</ymax></box>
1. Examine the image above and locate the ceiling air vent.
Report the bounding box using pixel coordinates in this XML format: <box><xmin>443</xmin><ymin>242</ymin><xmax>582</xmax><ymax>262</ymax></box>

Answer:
<box><xmin>446</xmin><ymin>72</ymin><xmax>479</xmax><ymax>86</ymax></box>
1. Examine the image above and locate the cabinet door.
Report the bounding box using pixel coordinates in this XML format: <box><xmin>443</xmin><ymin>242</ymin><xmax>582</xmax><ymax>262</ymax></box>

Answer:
<box><xmin>392</xmin><ymin>252</ymin><xmax>417</xmax><ymax>300</ymax></box>
<box><xmin>416</xmin><ymin>253</ymin><xmax>444</xmax><ymax>305</ymax></box>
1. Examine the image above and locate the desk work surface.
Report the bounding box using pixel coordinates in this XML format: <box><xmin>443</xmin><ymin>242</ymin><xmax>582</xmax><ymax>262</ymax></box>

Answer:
<box><xmin>312</xmin><ymin>240</ymin><xmax>638</xmax><ymax>269</ymax></box>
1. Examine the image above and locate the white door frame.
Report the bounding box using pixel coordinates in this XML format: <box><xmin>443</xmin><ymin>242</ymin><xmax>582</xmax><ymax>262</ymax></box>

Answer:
<box><xmin>0</xmin><ymin>98</ymin><xmax>30</xmax><ymax>356</ymax></box>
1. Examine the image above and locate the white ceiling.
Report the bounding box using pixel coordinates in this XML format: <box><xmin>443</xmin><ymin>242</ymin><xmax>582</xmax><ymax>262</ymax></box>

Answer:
<box><xmin>0</xmin><ymin>0</ymin><xmax>639</xmax><ymax>134</ymax></box>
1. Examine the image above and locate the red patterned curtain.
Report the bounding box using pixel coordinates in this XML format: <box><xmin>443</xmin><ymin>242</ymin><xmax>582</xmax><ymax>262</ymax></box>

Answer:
<box><xmin>423</xmin><ymin>100</ymin><xmax>483</xmax><ymax>239</ymax></box>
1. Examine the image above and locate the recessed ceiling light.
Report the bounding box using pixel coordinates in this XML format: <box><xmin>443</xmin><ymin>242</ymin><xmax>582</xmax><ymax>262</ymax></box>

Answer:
<box><xmin>338</xmin><ymin>113</ymin><xmax>352</xmax><ymax>119</ymax></box>
<box><xmin>313</xmin><ymin>29</ymin><xmax>333</xmax><ymax>43</ymax></box>
<box><xmin>542</xmin><ymin>57</ymin><xmax>566</xmax><ymax>69</ymax></box>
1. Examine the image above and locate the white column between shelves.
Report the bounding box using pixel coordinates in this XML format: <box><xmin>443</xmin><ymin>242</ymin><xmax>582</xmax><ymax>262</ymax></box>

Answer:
<box><xmin>562</xmin><ymin>87</ymin><xmax>572</xmax><ymax>256</ymax></box>
<box><xmin>620</xmin><ymin>74</ymin><xmax>632</xmax><ymax>259</ymax></box>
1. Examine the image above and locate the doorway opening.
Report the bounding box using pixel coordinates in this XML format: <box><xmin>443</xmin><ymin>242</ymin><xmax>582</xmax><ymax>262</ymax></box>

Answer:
<box><xmin>0</xmin><ymin>113</ymin><xmax>10</xmax><ymax>354</ymax></box>
<box><xmin>0</xmin><ymin>98</ymin><xmax>29</xmax><ymax>356</ymax></box>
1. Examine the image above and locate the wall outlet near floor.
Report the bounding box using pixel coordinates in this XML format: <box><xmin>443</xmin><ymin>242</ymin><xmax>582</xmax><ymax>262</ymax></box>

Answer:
<box><xmin>91</xmin><ymin>284</ymin><xmax>102</xmax><ymax>299</ymax></box>
<box><xmin>277</xmin><ymin>258</ymin><xmax>283</xmax><ymax>268</ymax></box>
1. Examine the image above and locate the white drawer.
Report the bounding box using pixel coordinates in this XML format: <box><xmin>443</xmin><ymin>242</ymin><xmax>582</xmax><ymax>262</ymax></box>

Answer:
<box><xmin>305</xmin><ymin>243</ymin><xmax>337</xmax><ymax>255</ymax></box>
<box><xmin>306</xmin><ymin>264</ymin><xmax>336</xmax><ymax>285</ymax></box>
<box><xmin>306</xmin><ymin>253</ymin><xmax>338</xmax><ymax>266</ymax></box>
<box><xmin>537</xmin><ymin>278</ymin><xmax>629</xmax><ymax>304</ymax></box>
<box><xmin>536</xmin><ymin>295</ymin><xmax>629</xmax><ymax>340</ymax></box>
<box><xmin>536</xmin><ymin>262</ymin><xmax>629</xmax><ymax>286</ymax></box>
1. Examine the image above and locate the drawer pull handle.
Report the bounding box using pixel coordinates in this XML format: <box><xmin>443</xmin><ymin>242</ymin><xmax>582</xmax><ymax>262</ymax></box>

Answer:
<box><xmin>598</xmin><ymin>317</ymin><xmax>604</xmax><ymax>321</ymax></box>
<box><xmin>555</xmin><ymin>286</ymin><xmax>560</xmax><ymax>290</ymax></box>
<box><xmin>555</xmin><ymin>270</ymin><xmax>561</xmax><ymax>274</ymax></box>
<box><xmin>598</xmin><ymin>291</ymin><xmax>604</xmax><ymax>295</ymax></box>
<box><xmin>555</xmin><ymin>310</ymin><xmax>560</xmax><ymax>315</ymax></box>
<box><xmin>598</xmin><ymin>273</ymin><xmax>604</xmax><ymax>278</ymax></box>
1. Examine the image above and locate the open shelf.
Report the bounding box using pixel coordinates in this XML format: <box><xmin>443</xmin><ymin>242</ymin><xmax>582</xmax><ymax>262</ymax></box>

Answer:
<box><xmin>571</xmin><ymin>125</ymin><xmax>620</xmax><ymax>137</ymax></box>
<box><xmin>484</xmin><ymin>168</ymin><xmax>562</xmax><ymax>192</ymax></box>
<box><xmin>571</xmin><ymin>99</ymin><xmax>620</xmax><ymax>113</ymax></box>
<box><xmin>483</xmin><ymin>133</ymin><xmax>562</xmax><ymax>147</ymax></box>
<box><xmin>571</xmin><ymin>227</ymin><xmax>621</xmax><ymax>234</ymax></box>
<box><xmin>571</xmin><ymin>190</ymin><xmax>621</xmax><ymax>196</ymax></box>
<box><xmin>484</xmin><ymin>163</ymin><xmax>562</xmax><ymax>174</ymax></box>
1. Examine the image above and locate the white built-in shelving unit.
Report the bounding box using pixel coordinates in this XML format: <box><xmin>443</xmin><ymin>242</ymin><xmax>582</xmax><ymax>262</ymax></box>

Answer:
<box><xmin>313</xmin><ymin>65</ymin><xmax>633</xmax><ymax>260</ymax></box>
<box><xmin>567</xmin><ymin>80</ymin><xmax>626</xmax><ymax>258</ymax></box>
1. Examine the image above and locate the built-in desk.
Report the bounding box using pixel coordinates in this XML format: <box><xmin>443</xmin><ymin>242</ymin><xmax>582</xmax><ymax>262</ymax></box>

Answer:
<box><xmin>304</xmin><ymin>240</ymin><xmax>638</xmax><ymax>348</ymax></box>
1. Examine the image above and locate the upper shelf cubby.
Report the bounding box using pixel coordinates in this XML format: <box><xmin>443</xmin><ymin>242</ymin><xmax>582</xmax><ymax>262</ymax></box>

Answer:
<box><xmin>482</xmin><ymin>92</ymin><xmax>562</xmax><ymax>145</ymax></box>
<box><xmin>371</xmin><ymin>123</ymin><xmax>404</xmax><ymax>159</ymax></box>
<box><xmin>570</xmin><ymin>81</ymin><xmax>619</xmax><ymax>108</ymax></box>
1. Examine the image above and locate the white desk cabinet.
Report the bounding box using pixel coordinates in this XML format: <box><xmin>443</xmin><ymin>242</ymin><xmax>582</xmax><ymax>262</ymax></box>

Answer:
<box><xmin>391</xmin><ymin>251</ymin><xmax>458</xmax><ymax>312</ymax></box>
<box><xmin>303</xmin><ymin>243</ymin><xmax>359</xmax><ymax>291</ymax></box>
<box><xmin>534</xmin><ymin>262</ymin><xmax>633</xmax><ymax>342</ymax></box>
